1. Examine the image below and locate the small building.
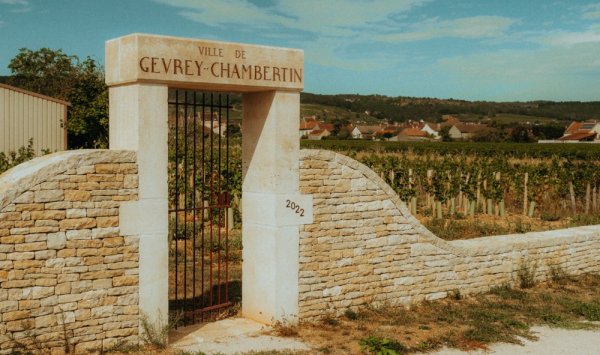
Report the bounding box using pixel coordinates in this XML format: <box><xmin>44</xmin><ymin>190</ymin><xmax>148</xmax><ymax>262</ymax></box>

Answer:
<box><xmin>559</xmin><ymin>121</ymin><xmax>600</xmax><ymax>142</ymax></box>
<box><xmin>421</xmin><ymin>123</ymin><xmax>440</xmax><ymax>138</ymax></box>
<box><xmin>307</xmin><ymin>128</ymin><xmax>331</xmax><ymax>140</ymax></box>
<box><xmin>448</xmin><ymin>123</ymin><xmax>490</xmax><ymax>140</ymax></box>
<box><xmin>0</xmin><ymin>83</ymin><xmax>68</xmax><ymax>154</ymax></box>
<box><xmin>352</xmin><ymin>125</ymin><xmax>382</xmax><ymax>139</ymax></box>
<box><xmin>299</xmin><ymin>118</ymin><xmax>320</xmax><ymax>137</ymax></box>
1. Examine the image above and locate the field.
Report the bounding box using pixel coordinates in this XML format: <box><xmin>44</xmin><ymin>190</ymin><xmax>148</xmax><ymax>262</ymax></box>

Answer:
<box><xmin>300</xmin><ymin>103</ymin><xmax>381</xmax><ymax>124</ymax></box>
<box><xmin>455</xmin><ymin>113</ymin><xmax>561</xmax><ymax>125</ymax></box>
<box><xmin>302</xmin><ymin>140</ymin><xmax>600</xmax><ymax>239</ymax></box>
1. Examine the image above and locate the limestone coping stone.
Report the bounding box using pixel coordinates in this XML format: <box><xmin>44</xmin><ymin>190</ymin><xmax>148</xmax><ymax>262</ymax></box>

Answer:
<box><xmin>300</xmin><ymin>149</ymin><xmax>600</xmax><ymax>257</ymax></box>
<box><xmin>0</xmin><ymin>149</ymin><xmax>136</xmax><ymax>211</ymax></box>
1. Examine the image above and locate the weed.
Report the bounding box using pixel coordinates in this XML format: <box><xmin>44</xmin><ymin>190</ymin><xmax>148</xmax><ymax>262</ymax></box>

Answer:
<box><xmin>344</xmin><ymin>309</ymin><xmax>359</xmax><ymax>320</ymax></box>
<box><xmin>540</xmin><ymin>212</ymin><xmax>560</xmax><ymax>222</ymax></box>
<box><xmin>360</xmin><ymin>335</ymin><xmax>407</xmax><ymax>355</ymax></box>
<box><xmin>140</xmin><ymin>311</ymin><xmax>181</xmax><ymax>349</ymax></box>
<box><xmin>561</xmin><ymin>299</ymin><xmax>600</xmax><ymax>321</ymax></box>
<box><xmin>549</xmin><ymin>264</ymin><xmax>570</xmax><ymax>282</ymax></box>
<box><xmin>517</xmin><ymin>260</ymin><xmax>538</xmax><ymax>289</ymax></box>
<box><xmin>451</xmin><ymin>289</ymin><xmax>462</xmax><ymax>300</ymax></box>
<box><xmin>272</xmin><ymin>320</ymin><xmax>299</xmax><ymax>337</ymax></box>
<box><xmin>320</xmin><ymin>315</ymin><xmax>340</xmax><ymax>326</ymax></box>
<box><xmin>513</xmin><ymin>219</ymin><xmax>532</xmax><ymax>233</ymax></box>
<box><xmin>490</xmin><ymin>285</ymin><xmax>527</xmax><ymax>300</ymax></box>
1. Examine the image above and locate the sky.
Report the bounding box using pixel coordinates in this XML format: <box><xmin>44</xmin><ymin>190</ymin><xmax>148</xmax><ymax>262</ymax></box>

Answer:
<box><xmin>0</xmin><ymin>0</ymin><xmax>599</xmax><ymax>101</ymax></box>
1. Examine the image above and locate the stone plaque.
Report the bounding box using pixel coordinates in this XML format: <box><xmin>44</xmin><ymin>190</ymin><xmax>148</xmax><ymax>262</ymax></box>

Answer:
<box><xmin>106</xmin><ymin>33</ymin><xmax>304</xmax><ymax>92</ymax></box>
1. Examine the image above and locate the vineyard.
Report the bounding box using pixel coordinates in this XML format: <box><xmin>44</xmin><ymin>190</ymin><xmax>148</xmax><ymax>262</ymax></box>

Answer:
<box><xmin>303</xmin><ymin>140</ymin><xmax>600</xmax><ymax>239</ymax></box>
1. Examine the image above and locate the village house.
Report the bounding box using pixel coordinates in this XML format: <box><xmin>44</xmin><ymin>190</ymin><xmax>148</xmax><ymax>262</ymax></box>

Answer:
<box><xmin>559</xmin><ymin>121</ymin><xmax>600</xmax><ymax>142</ymax></box>
<box><xmin>447</xmin><ymin>122</ymin><xmax>491</xmax><ymax>140</ymax></box>
<box><xmin>351</xmin><ymin>124</ymin><xmax>384</xmax><ymax>139</ymax></box>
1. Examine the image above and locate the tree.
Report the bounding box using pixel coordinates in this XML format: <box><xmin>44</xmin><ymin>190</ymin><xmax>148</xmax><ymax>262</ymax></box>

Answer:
<box><xmin>8</xmin><ymin>48</ymin><xmax>78</xmax><ymax>98</ymax></box>
<box><xmin>440</xmin><ymin>126</ymin><xmax>453</xmax><ymax>142</ymax></box>
<box><xmin>510</xmin><ymin>126</ymin><xmax>533</xmax><ymax>143</ymax></box>
<box><xmin>65</xmin><ymin>58</ymin><xmax>109</xmax><ymax>148</ymax></box>
<box><xmin>8</xmin><ymin>48</ymin><xmax>109</xmax><ymax>148</ymax></box>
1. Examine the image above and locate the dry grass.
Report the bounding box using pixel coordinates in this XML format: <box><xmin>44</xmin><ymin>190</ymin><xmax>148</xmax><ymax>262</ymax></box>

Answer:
<box><xmin>105</xmin><ymin>273</ymin><xmax>600</xmax><ymax>355</ymax></box>
<box><xmin>290</xmin><ymin>273</ymin><xmax>600</xmax><ymax>354</ymax></box>
<box><xmin>421</xmin><ymin>213</ymin><xmax>600</xmax><ymax>241</ymax></box>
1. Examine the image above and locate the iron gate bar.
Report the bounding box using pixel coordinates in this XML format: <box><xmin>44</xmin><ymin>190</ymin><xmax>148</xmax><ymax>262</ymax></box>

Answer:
<box><xmin>168</xmin><ymin>89</ymin><xmax>233</xmax><ymax>324</ymax></box>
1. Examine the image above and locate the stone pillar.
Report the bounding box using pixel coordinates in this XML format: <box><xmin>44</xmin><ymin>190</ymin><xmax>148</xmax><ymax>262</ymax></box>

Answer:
<box><xmin>242</xmin><ymin>90</ymin><xmax>304</xmax><ymax>324</ymax></box>
<box><xmin>109</xmin><ymin>83</ymin><xmax>169</xmax><ymax>327</ymax></box>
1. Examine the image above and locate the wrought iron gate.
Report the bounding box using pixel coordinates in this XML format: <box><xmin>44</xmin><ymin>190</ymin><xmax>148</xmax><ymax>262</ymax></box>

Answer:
<box><xmin>168</xmin><ymin>89</ymin><xmax>234</xmax><ymax>324</ymax></box>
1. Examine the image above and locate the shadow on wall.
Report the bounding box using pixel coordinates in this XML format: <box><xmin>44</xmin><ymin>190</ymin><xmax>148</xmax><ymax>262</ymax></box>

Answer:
<box><xmin>297</xmin><ymin>149</ymin><xmax>600</xmax><ymax>320</ymax></box>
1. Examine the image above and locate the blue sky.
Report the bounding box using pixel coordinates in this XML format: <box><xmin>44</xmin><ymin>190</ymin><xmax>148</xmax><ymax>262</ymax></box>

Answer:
<box><xmin>0</xmin><ymin>0</ymin><xmax>599</xmax><ymax>101</ymax></box>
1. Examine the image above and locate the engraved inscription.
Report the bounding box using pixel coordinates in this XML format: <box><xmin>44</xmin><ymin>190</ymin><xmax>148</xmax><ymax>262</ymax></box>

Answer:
<box><xmin>137</xmin><ymin>45</ymin><xmax>302</xmax><ymax>83</ymax></box>
<box><xmin>285</xmin><ymin>199</ymin><xmax>305</xmax><ymax>217</ymax></box>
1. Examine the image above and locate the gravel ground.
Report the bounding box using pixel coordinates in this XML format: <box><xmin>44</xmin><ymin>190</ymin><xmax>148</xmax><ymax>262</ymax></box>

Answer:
<box><xmin>431</xmin><ymin>326</ymin><xmax>600</xmax><ymax>355</ymax></box>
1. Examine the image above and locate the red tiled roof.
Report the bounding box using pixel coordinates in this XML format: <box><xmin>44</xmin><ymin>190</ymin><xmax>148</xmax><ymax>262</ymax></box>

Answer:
<box><xmin>455</xmin><ymin>123</ymin><xmax>490</xmax><ymax>134</ymax></box>
<box><xmin>400</xmin><ymin>128</ymin><xmax>428</xmax><ymax>137</ymax></box>
<box><xmin>300</xmin><ymin>121</ymin><xmax>319</xmax><ymax>130</ymax></box>
<box><xmin>564</xmin><ymin>122</ymin><xmax>582</xmax><ymax>135</ymax></box>
<box><xmin>320</xmin><ymin>123</ymin><xmax>334</xmax><ymax>131</ymax></box>
<box><xmin>355</xmin><ymin>125</ymin><xmax>382</xmax><ymax>134</ymax></box>
<box><xmin>559</xmin><ymin>132</ymin><xmax>597</xmax><ymax>141</ymax></box>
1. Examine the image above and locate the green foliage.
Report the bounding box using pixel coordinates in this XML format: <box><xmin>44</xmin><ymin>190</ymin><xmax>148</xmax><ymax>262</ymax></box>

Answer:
<box><xmin>344</xmin><ymin>308</ymin><xmax>359</xmax><ymax>320</ymax></box>
<box><xmin>301</xmin><ymin>92</ymin><xmax>600</xmax><ymax>122</ymax></box>
<box><xmin>518</xmin><ymin>260</ymin><xmax>538</xmax><ymax>289</ymax></box>
<box><xmin>359</xmin><ymin>335</ymin><xmax>407</xmax><ymax>355</ymax></box>
<box><xmin>561</xmin><ymin>299</ymin><xmax>600</xmax><ymax>321</ymax></box>
<box><xmin>8</xmin><ymin>48</ymin><xmax>109</xmax><ymax>148</ymax></box>
<box><xmin>8</xmin><ymin>47</ymin><xmax>78</xmax><ymax>98</ymax></box>
<box><xmin>65</xmin><ymin>58</ymin><xmax>109</xmax><ymax>148</ymax></box>
<box><xmin>0</xmin><ymin>139</ymin><xmax>35</xmax><ymax>174</ymax></box>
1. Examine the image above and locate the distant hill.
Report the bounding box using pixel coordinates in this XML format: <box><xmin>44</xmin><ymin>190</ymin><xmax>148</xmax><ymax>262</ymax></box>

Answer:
<box><xmin>300</xmin><ymin>93</ymin><xmax>600</xmax><ymax>124</ymax></box>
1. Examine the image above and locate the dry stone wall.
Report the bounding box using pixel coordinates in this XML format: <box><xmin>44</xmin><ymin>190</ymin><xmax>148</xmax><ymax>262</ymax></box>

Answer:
<box><xmin>298</xmin><ymin>149</ymin><xmax>600</xmax><ymax>320</ymax></box>
<box><xmin>0</xmin><ymin>150</ymin><xmax>139</xmax><ymax>354</ymax></box>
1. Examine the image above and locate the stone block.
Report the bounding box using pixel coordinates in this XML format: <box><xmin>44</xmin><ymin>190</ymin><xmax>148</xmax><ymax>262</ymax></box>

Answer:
<box><xmin>47</xmin><ymin>232</ymin><xmax>67</xmax><ymax>250</ymax></box>
<box><xmin>96</xmin><ymin>216</ymin><xmax>118</xmax><ymax>228</ymax></box>
<box><xmin>3</xmin><ymin>310</ymin><xmax>31</xmax><ymax>322</ymax></box>
<box><xmin>34</xmin><ymin>190</ymin><xmax>64</xmax><ymax>203</ymax></box>
<box><xmin>31</xmin><ymin>210</ymin><xmax>66</xmax><ymax>221</ymax></box>
<box><xmin>64</xmin><ymin>190</ymin><xmax>91</xmax><ymax>202</ymax></box>
<box><xmin>32</xmin><ymin>286</ymin><xmax>54</xmax><ymax>299</ymax></box>
<box><xmin>113</xmin><ymin>275</ymin><xmax>137</xmax><ymax>287</ymax></box>
<box><xmin>66</xmin><ymin>209</ymin><xmax>87</xmax><ymax>218</ymax></box>
<box><xmin>13</xmin><ymin>191</ymin><xmax>34</xmax><ymax>204</ymax></box>
<box><xmin>59</xmin><ymin>218</ymin><xmax>96</xmax><ymax>230</ymax></box>
<box><xmin>15</xmin><ymin>242</ymin><xmax>47</xmax><ymax>252</ymax></box>
<box><xmin>14</xmin><ymin>203</ymin><xmax>44</xmax><ymax>211</ymax></box>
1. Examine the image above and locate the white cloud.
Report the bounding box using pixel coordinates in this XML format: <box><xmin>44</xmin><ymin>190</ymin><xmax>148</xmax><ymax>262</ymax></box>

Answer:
<box><xmin>582</xmin><ymin>3</ymin><xmax>600</xmax><ymax>19</ymax></box>
<box><xmin>0</xmin><ymin>0</ymin><xmax>31</xmax><ymax>12</ymax></box>
<box><xmin>438</xmin><ymin>42</ymin><xmax>600</xmax><ymax>100</ymax></box>
<box><xmin>0</xmin><ymin>0</ymin><xmax>28</xmax><ymax>4</ymax></box>
<box><xmin>154</xmin><ymin>0</ymin><xmax>431</xmax><ymax>70</ymax></box>
<box><xmin>377</xmin><ymin>16</ymin><xmax>516</xmax><ymax>42</ymax></box>
<box><xmin>154</xmin><ymin>0</ymin><xmax>430</xmax><ymax>37</ymax></box>
<box><xmin>547</xmin><ymin>30</ymin><xmax>600</xmax><ymax>45</ymax></box>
